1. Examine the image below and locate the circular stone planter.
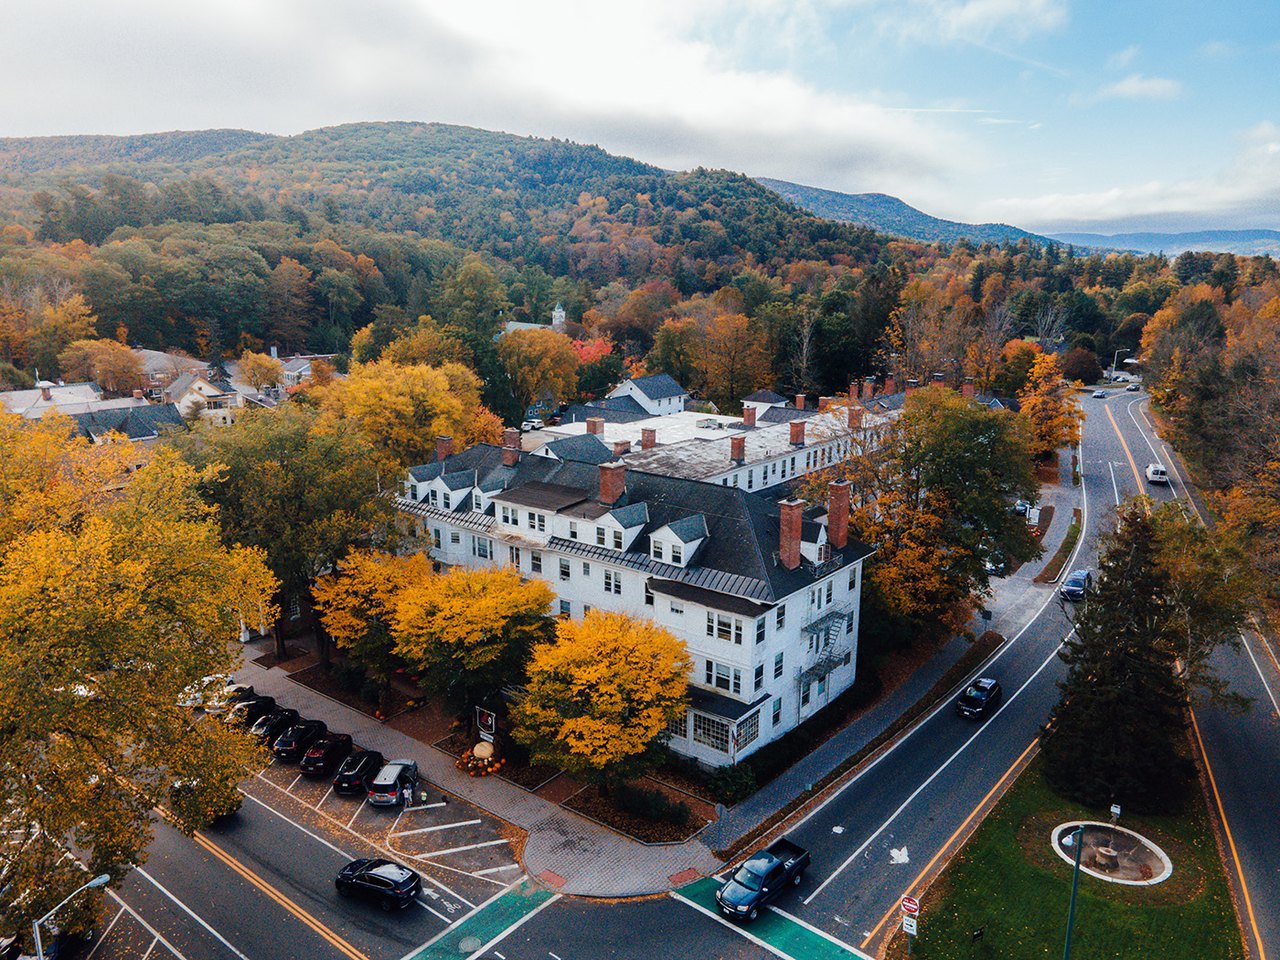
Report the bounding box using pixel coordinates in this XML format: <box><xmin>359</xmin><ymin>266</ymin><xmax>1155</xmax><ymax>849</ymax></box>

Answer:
<box><xmin>1051</xmin><ymin>821</ymin><xmax>1172</xmax><ymax>886</ymax></box>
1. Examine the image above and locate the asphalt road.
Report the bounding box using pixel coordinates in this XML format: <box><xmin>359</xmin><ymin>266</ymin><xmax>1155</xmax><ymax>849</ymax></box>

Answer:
<box><xmin>86</xmin><ymin>387</ymin><xmax>1279</xmax><ymax>960</ymax></box>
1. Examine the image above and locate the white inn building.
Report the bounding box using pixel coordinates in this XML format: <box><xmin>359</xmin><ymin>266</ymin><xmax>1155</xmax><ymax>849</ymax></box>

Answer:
<box><xmin>397</xmin><ymin>428</ymin><xmax>874</xmax><ymax>767</ymax></box>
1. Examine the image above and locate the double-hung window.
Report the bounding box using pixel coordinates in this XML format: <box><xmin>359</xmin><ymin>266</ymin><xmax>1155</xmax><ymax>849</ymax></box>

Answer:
<box><xmin>706</xmin><ymin>613</ymin><xmax>743</xmax><ymax>644</ymax></box>
<box><xmin>613</xmin><ymin>530</ymin><xmax>623</xmax><ymax>549</ymax></box>
<box><xmin>704</xmin><ymin>660</ymin><xmax>741</xmax><ymax>694</ymax></box>
<box><xmin>670</xmin><ymin>544</ymin><xmax>683</xmax><ymax>564</ymax></box>
<box><xmin>569</xmin><ymin>521</ymin><xmax>579</xmax><ymax>540</ymax></box>
<box><xmin>530</xmin><ymin>551</ymin><xmax>542</xmax><ymax>574</ymax></box>
<box><xmin>604</xmin><ymin>570</ymin><xmax>622</xmax><ymax>595</ymax></box>
<box><xmin>508</xmin><ymin>546</ymin><xmax>521</xmax><ymax>567</ymax></box>
<box><xmin>776</xmin><ymin>604</ymin><xmax>786</xmax><ymax>629</ymax></box>
<box><xmin>754</xmin><ymin>664</ymin><xmax>764</xmax><ymax>691</ymax></box>
<box><xmin>652</xmin><ymin>541</ymin><xmax>665</xmax><ymax>561</ymax></box>
<box><xmin>596</xmin><ymin>527</ymin><xmax>606</xmax><ymax>546</ymax></box>
<box><xmin>755</xmin><ymin>617</ymin><xmax>766</xmax><ymax>645</ymax></box>
<box><xmin>774</xmin><ymin>651</ymin><xmax>784</xmax><ymax>679</ymax></box>
<box><xmin>559</xmin><ymin>559</ymin><xmax>571</xmax><ymax>581</ymax></box>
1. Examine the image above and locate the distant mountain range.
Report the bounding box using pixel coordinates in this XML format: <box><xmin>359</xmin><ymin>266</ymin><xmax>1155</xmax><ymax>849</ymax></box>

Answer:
<box><xmin>757</xmin><ymin>178</ymin><xmax>1053</xmax><ymax>247</ymax></box>
<box><xmin>1046</xmin><ymin>229</ymin><xmax>1280</xmax><ymax>257</ymax></box>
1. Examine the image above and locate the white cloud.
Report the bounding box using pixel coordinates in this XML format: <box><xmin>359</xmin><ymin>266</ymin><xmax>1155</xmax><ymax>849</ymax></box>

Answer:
<box><xmin>1198</xmin><ymin>40</ymin><xmax>1235</xmax><ymax>59</ymax></box>
<box><xmin>1106</xmin><ymin>45</ymin><xmax>1139</xmax><ymax>70</ymax></box>
<box><xmin>1093</xmin><ymin>73</ymin><xmax>1182</xmax><ymax>101</ymax></box>
<box><xmin>884</xmin><ymin>0</ymin><xmax>1067</xmax><ymax>45</ymax></box>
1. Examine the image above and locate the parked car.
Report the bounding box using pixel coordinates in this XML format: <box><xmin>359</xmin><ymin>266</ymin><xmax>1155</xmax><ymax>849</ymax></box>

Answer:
<box><xmin>367</xmin><ymin>759</ymin><xmax>419</xmax><ymax>806</ymax></box>
<box><xmin>299</xmin><ymin>734</ymin><xmax>353</xmax><ymax>778</ymax></box>
<box><xmin>1126</xmin><ymin>382</ymin><xmax>1140</xmax><ymax>392</ymax></box>
<box><xmin>334</xmin><ymin>858</ymin><xmax>421</xmax><ymax>911</ymax></box>
<box><xmin>1059</xmin><ymin>569</ymin><xmax>1093</xmax><ymax>602</ymax></box>
<box><xmin>223</xmin><ymin>695</ymin><xmax>276</xmax><ymax>728</ymax></box>
<box><xmin>272</xmin><ymin>719</ymin><xmax>328</xmax><ymax>760</ymax></box>
<box><xmin>177</xmin><ymin>674</ymin><xmax>232</xmax><ymax>709</ymax></box>
<box><xmin>715</xmin><ymin>837</ymin><xmax>810</xmax><ymax>921</ymax></box>
<box><xmin>1013</xmin><ymin>498</ymin><xmax>1033</xmax><ymax>516</ymax></box>
<box><xmin>955</xmin><ymin>678</ymin><xmax>1003</xmax><ymax>719</ymax></box>
<box><xmin>984</xmin><ymin>551</ymin><xmax>1009</xmax><ymax>577</ymax></box>
<box><xmin>249</xmin><ymin>707</ymin><xmax>300</xmax><ymax>745</ymax></box>
<box><xmin>1145</xmin><ymin>463</ymin><xmax>1169</xmax><ymax>484</ymax></box>
<box><xmin>520</xmin><ymin>418</ymin><xmax>544</xmax><ymax>432</ymax></box>
<box><xmin>1091</xmin><ymin>389</ymin><xmax>1107</xmax><ymax>399</ymax></box>
<box><xmin>203</xmin><ymin>682</ymin><xmax>254</xmax><ymax>715</ymax></box>
<box><xmin>332</xmin><ymin>750</ymin><xmax>385</xmax><ymax>796</ymax></box>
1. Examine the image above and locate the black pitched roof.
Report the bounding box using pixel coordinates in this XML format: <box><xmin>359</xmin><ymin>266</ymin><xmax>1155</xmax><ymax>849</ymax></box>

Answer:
<box><xmin>626</xmin><ymin>373</ymin><xmax>687</xmax><ymax>401</ymax></box>
<box><xmin>68</xmin><ymin>403</ymin><xmax>187</xmax><ymax>441</ymax></box>
<box><xmin>743</xmin><ymin>389</ymin><xmax>788</xmax><ymax>404</ymax></box>
<box><xmin>758</xmin><ymin>406</ymin><xmax>812</xmax><ymax>424</ymax></box>
<box><xmin>542</xmin><ymin>434</ymin><xmax>613</xmax><ymax>464</ymax></box>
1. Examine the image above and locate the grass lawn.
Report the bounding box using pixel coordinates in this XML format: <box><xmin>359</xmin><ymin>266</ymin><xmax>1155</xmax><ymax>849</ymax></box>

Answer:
<box><xmin>887</xmin><ymin>758</ymin><xmax>1242</xmax><ymax>960</ymax></box>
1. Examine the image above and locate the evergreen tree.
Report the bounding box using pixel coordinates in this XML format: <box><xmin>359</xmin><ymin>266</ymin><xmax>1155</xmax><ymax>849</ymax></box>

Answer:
<box><xmin>1041</xmin><ymin>503</ymin><xmax>1192</xmax><ymax>812</ymax></box>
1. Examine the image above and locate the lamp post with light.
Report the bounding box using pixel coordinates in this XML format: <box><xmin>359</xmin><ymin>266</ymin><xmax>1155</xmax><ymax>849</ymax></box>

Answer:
<box><xmin>32</xmin><ymin>873</ymin><xmax>110</xmax><ymax>960</ymax></box>
<box><xmin>1111</xmin><ymin>349</ymin><xmax>1129</xmax><ymax>381</ymax></box>
<box><xmin>1062</xmin><ymin>826</ymin><xmax>1085</xmax><ymax>960</ymax></box>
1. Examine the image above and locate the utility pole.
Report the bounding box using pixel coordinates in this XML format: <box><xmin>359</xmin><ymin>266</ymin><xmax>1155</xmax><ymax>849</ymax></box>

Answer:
<box><xmin>1062</xmin><ymin>825</ymin><xmax>1085</xmax><ymax>960</ymax></box>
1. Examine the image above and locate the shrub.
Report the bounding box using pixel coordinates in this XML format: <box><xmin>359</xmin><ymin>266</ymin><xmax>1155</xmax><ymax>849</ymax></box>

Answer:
<box><xmin>709</xmin><ymin>763</ymin><xmax>758</xmax><ymax>804</ymax></box>
<box><xmin>615</xmin><ymin>784</ymin><xmax>690</xmax><ymax>826</ymax></box>
<box><xmin>331</xmin><ymin>661</ymin><xmax>365</xmax><ymax>692</ymax></box>
<box><xmin>358</xmin><ymin>678</ymin><xmax>381</xmax><ymax>704</ymax></box>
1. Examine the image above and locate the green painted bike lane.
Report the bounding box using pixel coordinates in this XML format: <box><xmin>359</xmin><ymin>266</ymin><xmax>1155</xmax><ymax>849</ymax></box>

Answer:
<box><xmin>403</xmin><ymin>878</ymin><xmax>557</xmax><ymax>960</ymax></box>
<box><xmin>672</xmin><ymin>876</ymin><xmax>873</xmax><ymax>960</ymax></box>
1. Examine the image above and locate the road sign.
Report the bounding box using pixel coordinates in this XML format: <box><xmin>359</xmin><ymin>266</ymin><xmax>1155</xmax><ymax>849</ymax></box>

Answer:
<box><xmin>902</xmin><ymin>916</ymin><xmax>918</xmax><ymax>936</ymax></box>
<box><xmin>901</xmin><ymin>896</ymin><xmax>920</xmax><ymax>916</ymax></box>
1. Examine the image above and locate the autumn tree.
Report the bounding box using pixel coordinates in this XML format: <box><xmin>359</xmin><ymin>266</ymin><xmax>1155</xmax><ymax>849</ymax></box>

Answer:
<box><xmin>882</xmin><ymin>280</ymin><xmax>971</xmax><ymax>385</ymax></box>
<box><xmin>313</xmin><ymin>549</ymin><xmax>436</xmax><ymax>699</ymax></box>
<box><xmin>649</xmin><ymin>317</ymin><xmax>702</xmax><ymax>389</ymax></box>
<box><xmin>317</xmin><ymin>360</ymin><xmax>502</xmax><ymax>466</ymax></box>
<box><xmin>512</xmin><ymin>611</ymin><xmax>690</xmax><ymax>791</ymax></box>
<box><xmin>440</xmin><ymin>254</ymin><xmax>511</xmax><ymax>340</ymax></box>
<box><xmin>237</xmin><ymin>349</ymin><xmax>284</xmax><ymax>391</ymax></box>
<box><xmin>0</xmin><ymin>417</ymin><xmax>277</xmax><ymax>938</ymax></box>
<box><xmin>56</xmin><ymin>338</ymin><xmax>145</xmax><ymax>394</ymax></box>
<box><xmin>28</xmin><ymin>295</ymin><xmax>98</xmax><ymax>376</ymax></box>
<box><xmin>392</xmin><ymin>567</ymin><xmax>554</xmax><ymax>710</ymax></box>
<box><xmin>696</xmin><ymin>313</ymin><xmax>771</xmax><ymax>411</ymax></box>
<box><xmin>498</xmin><ymin>327</ymin><xmax>580</xmax><ymax>412</ymax></box>
<box><xmin>379</xmin><ymin>317</ymin><xmax>473</xmax><ymax>368</ymax></box>
<box><xmin>266</xmin><ymin>256</ymin><xmax>317</xmax><ymax>351</ymax></box>
<box><xmin>1018</xmin><ymin>352</ymin><xmax>1083</xmax><ymax>459</ymax></box>
<box><xmin>172</xmin><ymin>404</ymin><xmax>391</xmax><ymax>659</ymax></box>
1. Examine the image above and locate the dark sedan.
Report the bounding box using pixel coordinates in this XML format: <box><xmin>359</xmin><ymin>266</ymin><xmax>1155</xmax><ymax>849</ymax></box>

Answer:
<box><xmin>249</xmin><ymin>707</ymin><xmax>300</xmax><ymax>745</ymax></box>
<box><xmin>223</xmin><ymin>694</ymin><xmax>276</xmax><ymax>728</ymax></box>
<box><xmin>272</xmin><ymin>719</ymin><xmax>327</xmax><ymax>760</ymax></box>
<box><xmin>1059</xmin><ymin>569</ymin><xmax>1093</xmax><ymax>602</ymax></box>
<box><xmin>299</xmin><ymin>734</ymin><xmax>353</xmax><ymax>777</ymax></box>
<box><xmin>332</xmin><ymin>750</ymin><xmax>384</xmax><ymax>796</ymax></box>
<box><xmin>335</xmin><ymin>858</ymin><xmax>422</xmax><ymax>911</ymax></box>
<box><xmin>955</xmin><ymin>678</ymin><xmax>1003</xmax><ymax>719</ymax></box>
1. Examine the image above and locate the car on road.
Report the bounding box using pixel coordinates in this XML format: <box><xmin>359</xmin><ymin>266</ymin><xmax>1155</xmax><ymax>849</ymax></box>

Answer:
<box><xmin>955</xmin><ymin>678</ymin><xmax>1003</xmax><ymax>719</ymax></box>
<box><xmin>300</xmin><ymin>734</ymin><xmax>354</xmax><ymax>777</ymax></box>
<box><xmin>520</xmin><ymin>418</ymin><xmax>544</xmax><ymax>431</ymax></box>
<box><xmin>1145</xmin><ymin>463</ymin><xmax>1169</xmax><ymax>484</ymax></box>
<box><xmin>223</xmin><ymin>694</ymin><xmax>276</xmax><ymax>728</ymax></box>
<box><xmin>249</xmin><ymin>707</ymin><xmax>300</xmax><ymax>745</ymax></box>
<box><xmin>367</xmin><ymin>759</ymin><xmax>419</xmax><ymax>806</ymax></box>
<box><xmin>715</xmin><ymin>837</ymin><xmax>809</xmax><ymax>921</ymax></box>
<box><xmin>1059</xmin><ymin>569</ymin><xmax>1093</xmax><ymax>602</ymax></box>
<box><xmin>332</xmin><ymin>750</ymin><xmax>385</xmax><ymax>796</ymax></box>
<box><xmin>1091</xmin><ymin>389</ymin><xmax>1107</xmax><ymax>399</ymax></box>
<box><xmin>1126</xmin><ymin>382</ymin><xmax>1140</xmax><ymax>392</ymax></box>
<box><xmin>203</xmin><ymin>682</ymin><xmax>254</xmax><ymax>714</ymax></box>
<box><xmin>272</xmin><ymin>719</ymin><xmax>327</xmax><ymax>760</ymax></box>
<box><xmin>334</xmin><ymin>858</ymin><xmax>422</xmax><ymax>911</ymax></box>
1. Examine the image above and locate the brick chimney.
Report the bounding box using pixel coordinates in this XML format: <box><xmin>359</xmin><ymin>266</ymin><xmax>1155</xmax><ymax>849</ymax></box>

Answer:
<box><xmin>640</xmin><ymin>427</ymin><xmax>657</xmax><ymax>450</ymax></box>
<box><xmin>795</xmin><ymin>394</ymin><xmax>806</xmax><ymax>411</ymax></box>
<box><xmin>586</xmin><ymin>417</ymin><xmax>604</xmax><ymax>436</ymax></box>
<box><xmin>932</xmin><ymin>372</ymin><xmax>946</xmax><ymax>385</ymax></box>
<box><xmin>435</xmin><ymin>435</ymin><xmax>454</xmax><ymax>462</ymax></box>
<box><xmin>790</xmin><ymin>420</ymin><xmax>806</xmax><ymax>446</ymax></box>
<box><xmin>827</xmin><ymin>480</ymin><xmax>850</xmax><ymax>550</ymax></box>
<box><xmin>884</xmin><ymin>375</ymin><xmax>897</xmax><ymax>396</ymax></box>
<box><xmin>818</xmin><ymin>396</ymin><xmax>831</xmax><ymax>412</ymax></box>
<box><xmin>38</xmin><ymin>382</ymin><xmax>53</xmax><ymax>402</ymax></box>
<box><xmin>599</xmin><ymin>461</ymin><xmax>626</xmax><ymax>505</ymax></box>
<box><xmin>742</xmin><ymin>405</ymin><xmax>757</xmax><ymax>428</ymax></box>
<box><xmin>613</xmin><ymin>440</ymin><xmax>632</xmax><ymax>457</ymax></box>
<box><xmin>905</xmin><ymin>378</ymin><xmax>920</xmax><ymax>396</ymax></box>
<box><xmin>502</xmin><ymin>427</ymin><xmax>521</xmax><ymax>467</ymax></box>
<box><xmin>962</xmin><ymin>377</ymin><xmax>976</xmax><ymax>398</ymax></box>
<box><xmin>730</xmin><ymin>434</ymin><xmax>746</xmax><ymax>463</ymax></box>
<box><xmin>778</xmin><ymin>499</ymin><xmax>803</xmax><ymax>571</ymax></box>
<box><xmin>848</xmin><ymin>403</ymin><xmax>863</xmax><ymax>430</ymax></box>
<box><xmin>862</xmin><ymin>377</ymin><xmax>876</xmax><ymax>399</ymax></box>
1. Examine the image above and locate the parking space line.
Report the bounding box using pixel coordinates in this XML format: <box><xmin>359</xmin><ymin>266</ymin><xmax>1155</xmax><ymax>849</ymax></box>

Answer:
<box><xmin>107</xmin><ymin>892</ymin><xmax>189</xmax><ymax>960</ymax></box>
<box><xmin>393</xmin><ymin>820</ymin><xmax>482</xmax><ymax>837</ymax></box>
<box><xmin>136</xmin><ymin>867</ymin><xmax>253</xmax><ymax>960</ymax></box>
<box><xmin>241</xmin><ymin>791</ymin><xmax>352</xmax><ymax>858</ymax></box>
<box><xmin>287</xmin><ymin>773</ymin><xmax>303</xmax><ymax>792</ymax></box>
<box><xmin>140</xmin><ymin>938</ymin><xmax>159</xmax><ymax>960</ymax></box>
<box><xmin>415</xmin><ymin>899</ymin><xmax>453</xmax><ymax>923</ymax></box>
<box><xmin>418</xmin><ymin>839</ymin><xmax>508</xmax><ymax>858</ymax></box>
<box><xmin>409</xmin><ymin>801</ymin><xmax>449</xmax><ymax>811</ymax></box>
<box><xmin>346</xmin><ymin>800</ymin><xmax>366</xmax><ymax>830</ymax></box>
<box><xmin>83</xmin><ymin>906</ymin><xmax>125</xmax><ymax>960</ymax></box>
<box><xmin>474</xmin><ymin>864</ymin><xmax>522</xmax><ymax>877</ymax></box>
<box><xmin>319</xmin><ymin>785</ymin><xmax>334</xmax><ymax>808</ymax></box>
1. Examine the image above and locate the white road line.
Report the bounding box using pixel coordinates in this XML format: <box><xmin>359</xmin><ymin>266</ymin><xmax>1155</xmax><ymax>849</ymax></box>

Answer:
<box><xmin>393</xmin><ymin>819</ymin><xmax>482</xmax><ymax>837</ymax></box>
<box><xmin>419</xmin><ymin>839</ymin><xmax>508</xmax><ymax>858</ymax></box>
<box><xmin>474</xmin><ymin>864</ymin><xmax>523</xmax><ymax>876</ymax></box>
<box><xmin>141</xmin><ymin>938</ymin><xmax>160</xmax><ymax>960</ymax></box>
<box><xmin>1108</xmin><ymin>461</ymin><xmax>1121</xmax><ymax>506</ymax></box>
<box><xmin>397</xmin><ymin>878</ymin><xmax>526</xmax><ymax>960</ymax></box>
<box><xmin>241</xmin><ymin>791</ymin><xmax>352</xmax><ymax>859</ymax></box>
<box><xmin>318</xmin><ymin>786</ymin><xmax>334</xmax><ymax>809</ymax></box>
<box><xmin>287</xmin><ymin>773</ymin><xmax>302</xmax><ymax>792</ymax></box>
<box><xmin>408</xmin><ymin>801</ymin><xmax>449</xmax><ymax>810</ymax></box>
<box><xmin>83</xmin><ymin>906</ymin><xmax>125</xmax><ymax>960</ymax></box>
<box><xmin>803</xmin><ymin>637</ymin><xmax>1070</xmax><ymax>905</ymax></box>
<box><xmin>670</xmin><ymin>892</ymin><xmax>791</xmax><ymax>959</ymax></box>
<box><xmin>463</xmin><ymin>893</ymin><xmax>562</xmax><ymax>960</ymax></box>
<box><xmin>346</xmin><ymin>800</ymin><xmax>367</xmax><ymax>830</ymax></box>
<box><xmin>1242</xmin><ymin>633</ymin><xmax>1280</xmax><ymax>717</ymax></box>
<box><xmin>788</xmin><ymin>452</ymin><xmax>1089</xmax><ymax>838</ymax></box>
<box><xmin>107</xmin><ymin>893</ymin><xmax>188</xmax><ymax>960</ymax></box>
<box><xmin>414</xmin><ymin>898</ymin><xmax>453</xmax><ymax>923</ymax></box>
<box><xmin>768</xmin><ymin>904</ymin><xmax>874</xmax><ymax>957</ymax></box>
<box><xmin>135</xmin><ymin>867</ymin><xmax>251</xmax><ymax>960</ymax></box>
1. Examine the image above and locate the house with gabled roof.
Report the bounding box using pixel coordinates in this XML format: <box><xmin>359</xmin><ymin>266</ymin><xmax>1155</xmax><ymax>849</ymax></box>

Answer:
<box><xmin>398</xmin><ymin>427</ymin><xmax>873</xmax><ymax>766</ymax></box>
<box><xmin>605</xmin><ymin>373</ymin><xmax>689</xmax><ymax>417</ymax></box>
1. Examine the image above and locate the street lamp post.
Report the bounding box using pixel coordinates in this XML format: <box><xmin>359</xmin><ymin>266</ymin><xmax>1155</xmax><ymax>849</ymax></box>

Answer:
<box><xmin>1111</xmin><ymin>349</ymin><xmax>1129</xmax><ymax>381</ymax></box>
<box><xmin>32</xmin><ymin>873</ymin><xmax>110</xmax><ymax>960</ymax></box>
<box><xmin>1062</xmin><ymin>826</ymin><xmax>1085</xmax><ymax>960</ymax></box>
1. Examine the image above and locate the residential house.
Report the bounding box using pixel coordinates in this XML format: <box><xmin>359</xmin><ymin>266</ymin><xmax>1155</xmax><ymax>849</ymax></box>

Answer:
<box><xmin>165</xmin><ymin>372</ymin><xmax>245</xmax><ymax>427</ymax></box>
<box><xmin>605</xmin><ymin>374</ymin><xmax>689</xmax><ymax>417</ymax></box>
<box><xmin>0</xmin><ymin>380</ymin><xmax>150</xmax><ymax>419</ymax></box>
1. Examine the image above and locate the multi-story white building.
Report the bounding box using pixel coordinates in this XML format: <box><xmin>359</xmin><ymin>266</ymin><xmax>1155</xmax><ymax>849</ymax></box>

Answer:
<box><xmin>397</xmin><ymin>430</ymin><xmax>874</xmax><ymax>767</ymax></box>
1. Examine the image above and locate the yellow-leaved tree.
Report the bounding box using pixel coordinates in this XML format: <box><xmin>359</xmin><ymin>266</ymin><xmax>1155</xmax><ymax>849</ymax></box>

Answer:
<box><xmin>313</xmin><ymin>549</ymin><xmax>435</xmax><ymax>701</ymax></box>
<box><xmin>1018</xmin><ymin>352</ymin><xmax>1083</xmax><ymax>459</ymax></box>
<box><xmin>56</xmin><ymin>338</ymin><xmax>145</xmax><ymax>395</ymax></box>
<box><xmin>392</xmin><ymin>567</ymin><xmax>554</xmax><ymax>710</ymax></box>
<box><xmin>0</xmin><ymin>414</ymin><xmax>277</xmax><ymax>940</ymax></box>
<box><xmin>512</xmin><ymin>611</ymin><xmax>690</xmax><ymax>792</ymax></box>
<box><xmin>237</xmin><ymin>349</ymin><xmax>284</xmax><ymax>391</ymax></box>
<box><xmin>497</xmin><ymin>327</ymin><xmax>580</xmax><ymax>412</ymax></box>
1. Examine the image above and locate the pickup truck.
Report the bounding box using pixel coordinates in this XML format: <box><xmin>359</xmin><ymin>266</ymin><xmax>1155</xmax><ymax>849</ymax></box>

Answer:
<box><xmin>714</xmin><ymin>837</ymin><xmax>810</xmax><ymax>921</ymax></box>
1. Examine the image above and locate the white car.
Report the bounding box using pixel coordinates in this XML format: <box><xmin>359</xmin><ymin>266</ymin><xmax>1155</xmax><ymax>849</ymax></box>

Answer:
<box><xmin>1145</xmin><ymin>463</ymin><xmax>1169</xmax><ymax>484</ymax></box>
<box><xmin>520</xmin><ymin>419</ymin><xmax>545</xmax><ymax>432</ymax></box>
<box><xmin>1091</xmin><ymin>389</ymin><xmax>1107</xmax><ymax>399</ymax></box>
<box><xmin>203</xmin><ymin>682</ymin><xmax>254</xmax><ymax>714</ymax></box>
<box><xmin>178</xmin><ymin>674</ymin><xmax>232</xmax><ymax>709</ymax></box>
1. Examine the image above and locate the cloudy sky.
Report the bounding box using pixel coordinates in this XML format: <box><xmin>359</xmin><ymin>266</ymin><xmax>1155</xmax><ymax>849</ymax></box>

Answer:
<box><xmin>5</xmin><ymin>0</ymin><xmax>1280</xmax><ymax>233</ymax></box>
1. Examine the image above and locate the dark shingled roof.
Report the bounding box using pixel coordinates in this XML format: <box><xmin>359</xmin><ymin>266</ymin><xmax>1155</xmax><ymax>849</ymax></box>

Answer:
<box><xmin>560</xmin><ymin>401</ymin><xmax>649</xmax><ymax>425</ymax></box>
<box><xmin>68</xmin><ymin>403</ymin><xmax>187</xmax><ymax>441</ymax></box>
<box><xmin>688</xmin><ymin>688</ymin><xmax>770</xmax><ymax>722</ymax></box>
<box><xmin>542</xmin><ymin>434</ymin><xmax>613</xmax><ymax>464</ymax></box>
<box><xmin>649</xmin><ymin>579</ymin><xmax>771</xmax><ymax>617</ymax></box>
<box><xmin>492</xmin><ymin>481</ymin><xmax>590</xmax><ymax>512</ymax></box>
<box><xmin>743</xmin><ymin>389</ymin><xmax>788</xmax><ymax>404</ymax></box>
<box><xmin>626</xmin><ymin>373</ymin><xmax>688</xmax><ymax>401</ymax></box>
<box><xmin>609</xmin><ymin>502</ymin><xmax>649</xmax><ymax>528</ymax></box>
<box><xmin>758</xmin><ymin>406</ymin><xmax>812</xmax><ymax>424</ymax></box>
<box><xmin>664</xmin><ymin>514</ymin><xmax>708</xmax><ymax>543</ymax></box>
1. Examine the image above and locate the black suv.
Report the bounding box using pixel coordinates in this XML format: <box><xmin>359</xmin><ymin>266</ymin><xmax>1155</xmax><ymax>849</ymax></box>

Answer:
<box><xmin>300</xmin><ymin>734</ymin><xmax>353</xmax><ymax>777</ymax></box>
<box><xmin>272</xmin><ymin>719</ymin><xmax>327</xmax><ymax>760</ymax></box>
<box><xmin>1059</xmin><ymin>569</ymin><xmax>1093</xmax><ymax>602</ymax></box>
<box><xmin>332</xmin><ymin>750</ymin><xmax>384</xmax><ymax>796</ymax></box>
<box><xmin>335</xmin><ymin>858</ymin><xmax>422</xmax><ymax>911</ymax></box>
<box><xmin>249</xmin><ymin>707</ymin><xmax>299</xmax><ymax>745</ymax></box>
<box><xmin>223</xmin><ymin>695</ymin><xmax>276</xmax><ymax>728</ymax></box>
<box><xmin>956</xmin><ymin>678</ymin><xmax>1003</xmax><ymax>720</ymax></box>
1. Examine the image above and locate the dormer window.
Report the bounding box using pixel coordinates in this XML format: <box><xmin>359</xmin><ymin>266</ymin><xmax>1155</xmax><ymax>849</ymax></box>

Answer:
<box><xmin>596</xmin><ymin>527</ymin><xmax>606</xmax><ymax>546</ymax></box>
<box><xmin>670</xmin><ymin>544</ymin><xmax>683</xmax><ymax>565</ymax></box>
<box><xmin>569</xmin><ymin>521</ymin><xmax>578</xmax><ymax>540</ymax></box>
<box><xmin>612</xmin><ymin>530</ymin><xmax>623</xmax><ymax>550</ymax></box>
<box><xmin>442</xmin><ymin>493</ymin><xmax>451</xmax><ymax>510</ymax></box>
<box><xmin>429</xmin><ymin>489</ymin><xmax>439</xmax><ymax>506</ymax></box>
<box><xmin>472</xmin><ymin>492</ymin><xmax>482</xmax><ymax>511</ymax></box>
<box><xmin>652</xmin><ymin>541</ymin><xmax>665</xmax><ymax>561</ymax></box>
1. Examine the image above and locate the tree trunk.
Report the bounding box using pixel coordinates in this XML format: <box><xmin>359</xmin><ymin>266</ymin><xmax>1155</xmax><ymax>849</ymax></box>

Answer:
<box><xmin>311</xmin><ymin>597</ymin><xmax>330</xmax><ymax>667</ymax></box>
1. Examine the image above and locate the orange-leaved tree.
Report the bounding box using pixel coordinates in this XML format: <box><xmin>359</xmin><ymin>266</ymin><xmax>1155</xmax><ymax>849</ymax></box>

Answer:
<box><xmin>1018</xmin><ymin>352</ymin><xmax>1083</xmax><ymax>459</ymax></box>
<box><xmin>238</xmin><ymin>350</ymin><xmax>284</xmax><ymax>392</ymax></box>
<box><xmin>57</xmin><ymin>338</ymin><xmax>145</xmax><ymax>395</ymax></box>
<box><xmin>498</xmin><ymin>327</ymin><xmax>580</xmax><ymax>411</ymax></box>
<box><xmin>512</xmin><ymin>611</ymin><xmax>690</xmax><ymax>792</ymax></box>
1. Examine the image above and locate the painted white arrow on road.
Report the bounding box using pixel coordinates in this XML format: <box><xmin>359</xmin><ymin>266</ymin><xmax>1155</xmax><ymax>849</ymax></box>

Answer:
<box><xmin>889</xmin><ymin>847</ymin><xmax>909</xmax><ymax>864</ymax></box>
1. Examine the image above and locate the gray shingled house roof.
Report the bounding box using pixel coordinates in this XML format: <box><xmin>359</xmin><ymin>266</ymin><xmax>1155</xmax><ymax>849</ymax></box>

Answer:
<box><xmin>627</xmin><ymin>373</ymin><xmax>688</xmax><ymax>401</ymax></box>
<box><xmin>542</xmin><ymin>434</ymin><xmax>614</xmax><ymax>464</ymax></box>
<box><xmin>743</xmin><ymin>389</ymin><xmax>788</xmax><ymax>404</ymax></box>
<box><xmin>68</xmin><ymin>403</ymin><xmax>187</xmax><ymax>441</ymax></box>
